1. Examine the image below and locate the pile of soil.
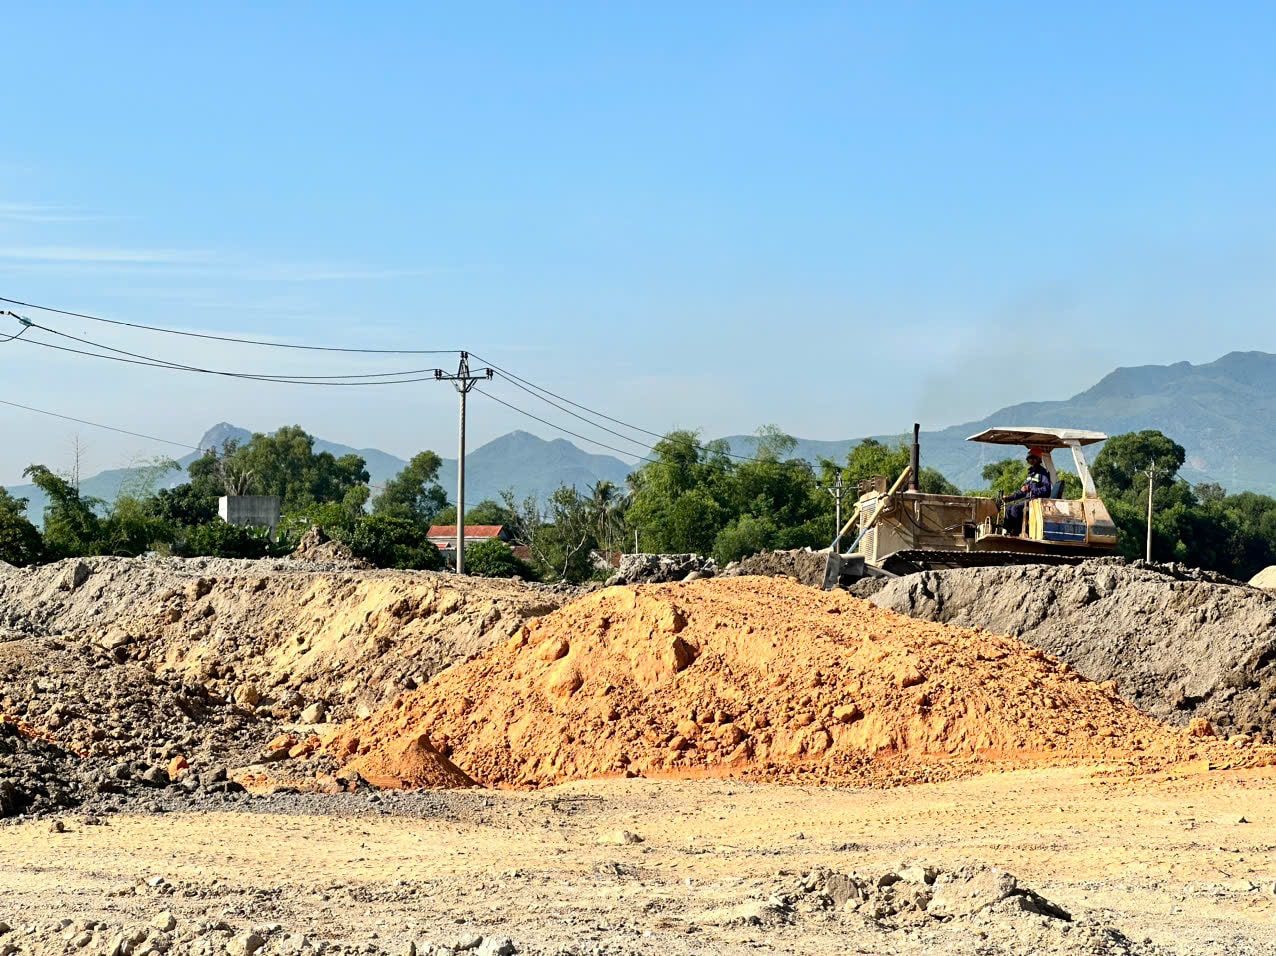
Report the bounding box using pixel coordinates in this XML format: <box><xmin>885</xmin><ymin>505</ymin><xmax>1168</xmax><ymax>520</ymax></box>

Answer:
<box><xmin>327</xmin><ymin>577</ymin><xmax>1261</xmax><ymax>789</ymax></box>
<box><xmin>721</xmin><ymin>548</ymin><xmax>830</xmax><ymax>588</ymax></box>
<box><xmin>289</xmin><ymin>525</ymin><xmax>369</xmax><ymax>568</ymax></box>
<box><xmin>0</xmin><ymin>556</ymin><xmax>575</xmax><ymax>721</ymax></box>
<box><xmin>870</xmin><ymin>559</ymin><xmax>1276</xmax><ymax>739</ymax></box>
<box><xmin>0</xmin><ymin>634</ymin><xmax>266</xmax><ymax>817</ymax></box>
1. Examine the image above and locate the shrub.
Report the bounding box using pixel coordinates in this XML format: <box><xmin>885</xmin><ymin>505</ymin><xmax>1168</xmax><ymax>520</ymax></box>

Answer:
<box><xmin>464</xmin><ymin>538</ymin><xmax>532</xmax><ymax>578</ymax></box>
<box><xmin>346</xmin><ymin>514</ymin><xmax>443</xmax><ymax>571</ymax></box>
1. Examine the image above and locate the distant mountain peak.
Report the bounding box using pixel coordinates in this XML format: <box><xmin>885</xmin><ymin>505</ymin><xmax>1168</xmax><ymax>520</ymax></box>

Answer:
<box><xmin>197</xmin><ymin>422</ymin><xmax>252</xmax><ymax>452</ymax></box>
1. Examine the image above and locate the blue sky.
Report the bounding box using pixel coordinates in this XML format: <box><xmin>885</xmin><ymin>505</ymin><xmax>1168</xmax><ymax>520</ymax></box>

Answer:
<box><xmin>2</xmin><ymin>3</ymin><xmax>1276</xmax><ymax>485</ymax></box>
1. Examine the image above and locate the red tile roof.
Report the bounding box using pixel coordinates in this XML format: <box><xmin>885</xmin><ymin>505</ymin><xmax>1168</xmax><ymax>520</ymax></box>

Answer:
<box><xmin>426</xmin><ymin>525</ymin><xmax>506</xmax><ymax>539</ymax></box>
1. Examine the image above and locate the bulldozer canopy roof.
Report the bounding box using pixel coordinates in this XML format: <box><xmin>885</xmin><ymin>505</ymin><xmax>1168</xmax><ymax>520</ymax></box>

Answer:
<box><xmin>966</xmin><ymin>426</ymin><xmax>1107</xmax><ymax>449</ymax></box>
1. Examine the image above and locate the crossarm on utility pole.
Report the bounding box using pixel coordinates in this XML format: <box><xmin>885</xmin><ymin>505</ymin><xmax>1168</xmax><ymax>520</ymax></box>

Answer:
<box><xmin>434</xmin><ymin>352</ymin><xmax>494</xmax><ymax>575</ymax></box>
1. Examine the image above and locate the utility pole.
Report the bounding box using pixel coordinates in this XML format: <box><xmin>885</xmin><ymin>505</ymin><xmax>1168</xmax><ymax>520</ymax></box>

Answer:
<box><xmin>1145</xmin><ymin>459</ymin><xmax>1158</xmax><ymax>562</ymax></box>
<box><xmin>820</xmin><ymin>474</ymin><xmax>849</xmax><ymax>552</ymax></box>
<box><xmin>434</xmin><ymin>352</ymin><xmax>492</xmax><ymax>575</ymax></box>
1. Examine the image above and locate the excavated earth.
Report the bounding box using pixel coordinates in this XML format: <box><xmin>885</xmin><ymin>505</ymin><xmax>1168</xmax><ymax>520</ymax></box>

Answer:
<box><xmin>869</xmin><ymin>559</ymin><xmax>1276</xmax><ymax>740</ymax></box>
<box><xmin>0</xmin><ymin>555</ymin><xmax>577</xmax><ymax>819</ymax></box>
<box><xmin>326</xmin><ymin>576</ymin><xmax>1271</xmax><ymax>791</ymax></box>
<box><xmin>8</xmin><ymin>554</ymin><xmax>1276</xmax><ymax>953</ymax></box>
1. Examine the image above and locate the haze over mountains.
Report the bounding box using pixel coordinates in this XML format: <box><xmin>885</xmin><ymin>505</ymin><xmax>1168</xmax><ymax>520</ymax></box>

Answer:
<box><xmin>7</xmin><ymin>350</ymin><xmax>1276</xmax><ymax>521</ymax></box>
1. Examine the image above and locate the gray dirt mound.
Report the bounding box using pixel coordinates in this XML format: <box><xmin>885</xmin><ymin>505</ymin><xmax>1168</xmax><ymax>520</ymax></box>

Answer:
<box><xmin>606</xmin><ymin>553</ymin><xmax>716</xmax><ymax>585</ymax></box>
<box><xmin>0</xmin><ymin>555</ymin><xmax>575</xmax><ymax>721</ymax></box>
<box><xmin>721</xmin><ymin>548</ymin><xmax>830</xmax><ymax>588</ymax></box>
<box><xmin>0</xmin><ymin>636</ymin><xmax>267</xmax><ymax>817</ymax></box>
<box><xmin>289</xmin><ymin>525</ymin><xmax>369</xmax><ymax>568</ymax></box>
<box><xmin>0</xmin><ymin>720</ymin><xmax>85</xmax><ymax>817</ymax></box>
<box><xmin>870</xmin><ymin>558</ymin><xmax>1276</xmax><ymax>739</ymax></box>
<box><xmin>760</xmin><ymin>864</ymin><xmax>1160</xmax><ymax>955</ymax></box>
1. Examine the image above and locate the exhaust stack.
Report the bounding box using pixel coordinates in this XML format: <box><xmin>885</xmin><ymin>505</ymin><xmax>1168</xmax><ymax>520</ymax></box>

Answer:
<box><xmin>909</xmin><ymin>423</ymin><xmax>920</xmax><ymax>492</ymax></box>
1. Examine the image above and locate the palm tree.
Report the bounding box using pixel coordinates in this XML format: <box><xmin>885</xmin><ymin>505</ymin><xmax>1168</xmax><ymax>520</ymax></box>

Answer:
<box><xmin>587</xmin><ymin>480</ymin><xmax>626</xmax><ymax>554</ymax></box>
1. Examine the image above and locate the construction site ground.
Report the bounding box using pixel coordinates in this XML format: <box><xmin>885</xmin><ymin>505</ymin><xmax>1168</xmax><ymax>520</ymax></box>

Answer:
<box><xmin>5</xmin><ymin>554</ymin><xmax>1276</xmax><ymax>954</ymax></box>
<box><xmin>3</xmin><ymin>767</ymin><xmax>1276</xmax><ymax>954</ymax></box>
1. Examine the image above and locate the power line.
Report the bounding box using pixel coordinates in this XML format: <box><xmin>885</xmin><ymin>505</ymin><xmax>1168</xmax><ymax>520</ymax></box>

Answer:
<box><xmin>0</xmin><ymin>397</ymin><xmax>198</xmax><ymax>451</ymax></box>
<box><xmin>9</xmin><ymin>325</ymin><xmax>447</xmax><ymax>387</ymax></box>
<box><xmin>0</xmin><ymin>295</ymin><xmax>459</xmax><ymax>355</ymax></box>
<box><xmin>17</xmin><ymin>316</ymin><xmax>446</xmax><ymax>381</ymax></box>
<box><xmin>474</xmin><ymin>386</ymin><xmax>658</xmax><ymax>464</ymax></box>
<box><xmin>488</xmin><ymin>368</ymin><xmax>665</xmax><ymax>455</ymax></box>
<box><xmin>471</xmin><ymin>352</ymin><xmax>774</xmax><ymax>464</ymax></box>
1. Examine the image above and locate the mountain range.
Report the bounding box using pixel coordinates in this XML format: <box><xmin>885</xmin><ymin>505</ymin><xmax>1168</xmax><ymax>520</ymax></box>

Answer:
<box><xmin>7</xmin><ymin>350</ymin><xmax>1276</xmax><ymax>521</ymax></box>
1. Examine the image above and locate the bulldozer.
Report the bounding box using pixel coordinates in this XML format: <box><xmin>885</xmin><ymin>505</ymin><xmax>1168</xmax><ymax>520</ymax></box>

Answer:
<box><xmin>823</xmin><ymin>424</ymin><xmax>1118</xmax><ymax>587</ymax></box>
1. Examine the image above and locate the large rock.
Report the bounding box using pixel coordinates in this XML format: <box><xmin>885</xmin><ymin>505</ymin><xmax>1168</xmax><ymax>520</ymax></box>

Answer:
<box><xmin>606</xmin><ymin>553</ymin><xmax>717</xmax><ymax>586</ymax></box>
<box><xmin>928</xmin><ymin>866</ymin><xmax>1069</xmax><ymax>920</ymax></box>
<box><xmin>58</xmin><ymin>561</ymin><xmax>91</xmax><ymax>592</ymax></box>
<box><xmin>1251</xmin><ymin>565</ymin><xmax>1276</xmax><ymax>590</ymax></box>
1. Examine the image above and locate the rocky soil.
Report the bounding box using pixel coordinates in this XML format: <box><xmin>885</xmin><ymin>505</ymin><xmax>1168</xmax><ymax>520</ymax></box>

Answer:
<box><xmin>870</xmin><ymin>558</ymin><xmax>1276</xmax><ymax>739</ymax></box>
<box><xmin>0</xmin><ymin>556</ymin><xmax>578</xmax><ymax>819</ymax></box>
<box><xmin>0</xmin><ymin>556</ymin><xmax>577</xmax><ymax>722</ymax></box>
<box><xmin>327</xmin><ymin>576</ymin><xmax>1270</xmax><ymax>790</ymax></box>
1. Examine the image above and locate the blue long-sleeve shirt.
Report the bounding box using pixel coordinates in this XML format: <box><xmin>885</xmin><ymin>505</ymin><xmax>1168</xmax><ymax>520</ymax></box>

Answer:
<box><xmin>1005</xmin><ymin>464</ymin><xmax>1052</xmax><ymax>502</ymax></box>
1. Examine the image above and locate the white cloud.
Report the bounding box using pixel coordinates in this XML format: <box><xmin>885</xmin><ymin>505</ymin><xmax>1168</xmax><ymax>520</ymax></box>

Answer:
<box><xmin>0</xmin><ymin>202</ymin><xmax>103</xmax><ymax>224</ymax></box>
<box><xmin>0</xmin><ymin>245</ymin><xmax>202</xmax><ymax>264</ymax></box>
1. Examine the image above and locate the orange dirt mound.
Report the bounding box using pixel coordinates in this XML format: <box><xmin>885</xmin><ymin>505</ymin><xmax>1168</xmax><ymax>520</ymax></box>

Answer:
<box><xmin>343</xmin><ymin>731</ymin><xmax>475</xmax><ymax>789</ymax></box>
<box><xmin>327</xmin><ymin>577</ymin><xmax>1268</xmax><ymax>788</ymax></box>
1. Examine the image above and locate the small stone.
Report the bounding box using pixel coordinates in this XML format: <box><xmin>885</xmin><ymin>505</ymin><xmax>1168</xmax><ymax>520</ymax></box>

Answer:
<box><xmin>235</xmin><ymin>684</ymin><xmax>261</xmax><ymax>708</ymax></box>
<box><xmin>476</xmin><ymin>938</ymin><xmax>515</xmax><ymax>956</ymax></box>
<box><xmin>152</xmin><ymin>912</ymin><xmax>177</xmax><ymax>933</ymax></box>
<box><xmin>228</xmin><ymin>931</ymin><xmax>266</xmax><ymax>956</ymax></box>
<box><xmin>453</xmin><ymin>934</ymin><xmax>483</xmax><ymax>951</ymax></box>
<box><xmin>598</xmin><ymin>830</ymin><xmax>644</xmax><ymax>845</ymax></box>
<box><xmin>50</xmin><ymin>819</ymin><xmax>66</xmax><ymax>833</ymax></box>
<box><xmin>300</xmin><ymin>701</ymin><xmax>327</xmax><ymax>724</ymax></box>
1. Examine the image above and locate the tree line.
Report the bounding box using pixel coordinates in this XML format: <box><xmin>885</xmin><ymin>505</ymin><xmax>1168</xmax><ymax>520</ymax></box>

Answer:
<box><xmin>2</xmin><ymin>424</ymin><xmax>1274</xmax><ymax>584</ymax></box>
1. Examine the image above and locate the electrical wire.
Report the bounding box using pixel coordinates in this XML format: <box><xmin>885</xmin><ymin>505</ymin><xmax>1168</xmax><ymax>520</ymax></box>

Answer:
<box><xmin>0</xmin><ymin>398</ymin><xmax>199</xmax><ymax>451</ymax></box>
<box><xmin>0</xmin><ymin>295</ymin><xmax>459</xmax><ymax>354</ymax></box>
<box><xmin>487</xmin><ymin>369</ymin><xmax>664</xmax><ymax>455</ymax></box>
<box><xmin>18</xmin><ymin>316</ymin><xmax>446</xmax><ymax>381</ymax></box>
<box><xmin>10</xmin><ymin>326</ymin><xmax>447</xmax><ymax>387</ymax></box>
<box><xmin>471</xmin><ymin>351</ymin><xmax>775</xmax><ymax>464</ymax></box>
<box><xmin>0</xmin><ymin>324</ymin><xmax>30</xmax><ymax>344</ymax></box>
<box><xmin>474</xmin><ymin>386</ymin><xmax>658</xmax><ymax>464</ymax></box>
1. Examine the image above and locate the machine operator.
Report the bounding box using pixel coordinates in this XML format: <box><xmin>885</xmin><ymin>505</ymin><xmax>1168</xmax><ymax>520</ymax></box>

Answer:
<box><xmin>1000</xmin><ymin>447</ymin><xmax>1051</xmax><ymax>535</ymax></box>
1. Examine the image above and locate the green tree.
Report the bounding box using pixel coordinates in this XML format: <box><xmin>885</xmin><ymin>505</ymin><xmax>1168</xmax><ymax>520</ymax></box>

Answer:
<box><xmin>148</xmin><ymin>483</ymin><xmax>219</xmax><ymax>526</ymax></box>
<box><xmin>430</xmin><ymin>499</ymin><xmax>514</xmax><ymax>529</ymax></box>
<box><xmin>586</xmin><ymin>480</ymin><xmax>627</xmax><ymax>553</ymax></box>
<box><xmin>101</xmin><ymin>496</ymin><xmax>173</xmax><ymax>557</ymax></box>
<box><xmin>502</xmin><ymin>486</ymin><xmax>598</xmax><ymax>583</ymax></box>
<box><xmin>189</xmin><ymin>427</ymin><xmax>370</xmax><ymax>515</ymax></box>
<box><xmin>22</xmin><ymin>465</ymin><xmax>103</xmax><ymax>558</ymax></box>
<box><xmin>837</xmin><ymin>438</ymin><xmax>960</xmax><ymax>496</ymax></box>
<box><xmin>625</xmin><ymin>431</ymin><xmax>732</xmax><ymax>555</ymax></box>
<box><xmin>175</xmin><ymin>521</ymin><xmax>273</xmax><ymax>559</ymax></box>
<box><xmin>344</xmin><ymin>514</ymin><xmax>444</xmax><ymax>570</ymax></box>
<box><xmin>0</xmin><ymin>488</ymin><xmax>43</xmax><ymax>566</ymax></box>
<box><xmin>464</xmin><ymin>538</ymin><xmax>532</xmax><ymax>578</ymax></box>
<box><xmin>372</xmin><ymin>451</ymin><xmax>448</xmax><ymax>525</ymax></box>
<box><xmin>1093</xmin><ymin>431</ymin><xmax>1186</xmax><ymax>498</ymax></box>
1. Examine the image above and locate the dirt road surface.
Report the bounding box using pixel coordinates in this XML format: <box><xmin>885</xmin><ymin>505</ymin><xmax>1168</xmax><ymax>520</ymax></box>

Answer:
<box><xmin>4</xmin><ymin>766</ymin><xmax>1276</xmax><ymax>955</ymax></box>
